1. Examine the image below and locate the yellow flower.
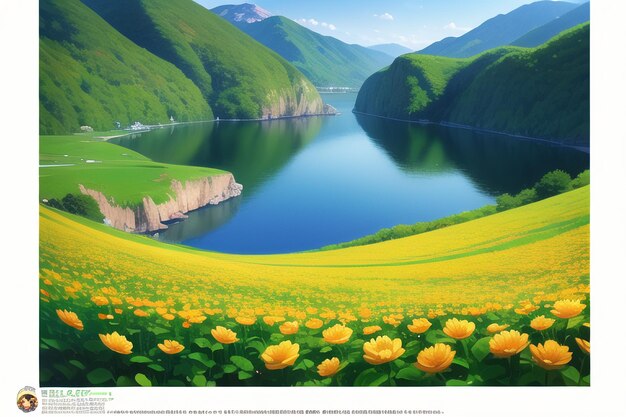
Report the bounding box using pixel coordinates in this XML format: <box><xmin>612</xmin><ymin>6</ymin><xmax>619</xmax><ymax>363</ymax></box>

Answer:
<box><xmin>56</xmin><ymin>309</ymin><xmax>84</xmax><ymax>331</ymax></box>
<box><xmin>99</xmin><ymin>332</ymin><xmax>133</xmax><ymax>355</ymax></box>
<box><xmin>530</xmin><ymin>315</ymin><xmax>555</xmax><ymax>331</ymax></box>
<box><xmin>236</xmin><ymin>316</ymin><xmax>256</xmax><ymax>326</ymax></box>
<box><xmin>97</xmin><ymin>313</ymin><xmax>114</xmax><ymax>320</ymax></box>
<box><xmin>279</xmin><ymin>321</ymin><xmax>299</xmax><ymax>335</ymax></box>
<box><xmin>415</xmin><ymin>343</ymin><xmax>455</xmax><ymax>374</ymax></box>
<box><xmin>486</xmin><ymin>323</ymin><xmax>509</xmax><ymax>334</ymax></box>
<box><xmin>133</xmin><ymin>309</ymin><xmax>149</xmax><ymax>317</ymax></box>
<box><xmin>363</xmin><ymin>325</ymin><xmax>382</xmax><ymax>335</ymax></box>
<box><xmin>583</xmin><ymin>322</ymin><xmax>590</xmax><ymax>328</ymax></box>
<box><xmin>263</xmin><ymin>316</ymin><xmax>285</xmax><ymax>326</ymax></box>
<box><xmin>161</xmin><ymin>313</ymin><xmax>175</xmax><ymax>321</ymax></box>
<box><xmin>158</xmin><ymin>339</ymin><xmax>185</xmax><ymax>354</ymax></box>
<box><xmin>322</xmin><ymin>324</ymin><xmax>353</xmax><ymax>344</ymax></box>
<box><xmin>382</xmin><ymin>315</ymin><xmax>402</xmax><ymax>327</ymax></box>
<box><xmin>407</xmin><ymin>318</ymin><xmax>432</xmax><ymax>334</ymax></box>
<box><xmin>91</xmin><ymin>296</ymin><xmax>109</xmax><ymax>306</ymax></box>
<box><xmin>362</xmin><ymin>336</ymin><xmax>405</xmax><ymax>365</ymax></box>
<box><xmin>551</xmin><ymin>299</ymin><xmax>586</xmax><ymax>319</ymax></box>
<box><xmin>305</xmin><ymin>318</ymin><xmax>323</xmax><ymax>329</ymax></box>
<box><xmin>211</xmin><ymin>326</ymin><xmax>239</xmax><ymax>344</ymax></box>
<box><xmin>188</xmin><ymin>315</ymin><xmax>207</xmax><ymax>324</ymax></box>
<box><xmin>114</xmin><ymin>308</ymin><xmax>123</xmax><ymax>315</ymax></box>
<box><xmin>489</xmin><ymin>330</ymin><xmax>530</xmax><ymax>358</ymax></box>
<box><xmin>317</xmin><ymin>357</ymin><xmax>341</xmax><ymax>377</ymax></box>
<box><xmin>530</xmin><ymin>340</ymin><xmax>573</xmax><ymax>370</ymax></box>
<box><xmin>261</xmin><ymin>341</ymin><xmax>300</xmax><ymax>370</ymax></box>
<box><xmin>443</xmin><ymin>318</ymin><xmax>475</xmax><ymax>340</ymax></box>
<box><xmin>575</xmin><ymin>338</ymin><xmax>590</xmax><ymax>355</ymax></box>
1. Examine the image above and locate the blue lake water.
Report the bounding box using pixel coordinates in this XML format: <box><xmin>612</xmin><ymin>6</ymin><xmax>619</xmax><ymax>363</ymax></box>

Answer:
<box><xmin>113</xmin><ymin>93</ymin><xmax>589</xmax><ymax>254</ymax></box>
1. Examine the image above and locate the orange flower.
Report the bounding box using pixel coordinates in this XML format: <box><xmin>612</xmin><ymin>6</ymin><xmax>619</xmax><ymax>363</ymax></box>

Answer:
<box><xmin>91</xmin><ymin>296</ymin><xmax>109</xmax><ymax>306</ymax></box>
<box><xmin>317</xmin><ymin>357</ymin><xmax>341</xmax><ymax>377</ymax></box>
<box><xmin>363</xmin><ymin>325</ymin><xmax>382</xmax><ymax>335</ymax></box>
<box><xmin>530</xmin><ymin>315</ymin><xmax>555</xmax><ymax>331</ymax></box>
<box><xmin>362</xmin><ymin>336</ymin><xmax>405</xmax><ymax>365</ymax></box>
<box><xmin>416</xmin><ymin>343</ymin><xmax>455</xmax><ymax>374</ymax></box>
<box><xmin>114</xmin><ymin>308</ymin><xmax>123</xmax><ymax>315</ymax></box>
<box><xmin>407</xmin><ymin>318</ymin><xmax>432</xmax><ymax>334</ymax></box>
<box><xmin>263</xmin><ymin>316</ymin><xmax>285</xmax><ymax>326</ymax></box>
<box><xmin>575</xmin><ymin>338</ymin><xmax>590</xmax><ymax>355</ymax></box>
<box><xmin>56</xmin><ymin>309</ymin><xmax>84</xmax><ymax>331</ymax></box>
<box><xmin>99</xmin><ymin>332</ymin><xmax>133</xmax><ymax>355</ymax></box>
<box><xmin>97</xmin><ymin>313</ymin><xmax>114</xmax><ymax>320</ymax></box>
<box><xmin>158</xmin><ymin>340</ymin><xmax>185</xmax><ymax>354</ymax></box>
<box><xmin>261</xmin><ymin>341</ymin><xmax>300</xmax><ymax>370</ymax></box>
<box><xmin>133</xmin><ymin>309</ymin><xmax>149</xmax><ymax>317</ymax></box>
<box><xmin>211</xmin><ymin>326</ymin><xmax>239</xmax><ymax>344</ymax></box>
<box><xmin>530</xmin><ymin>340</ymin><xmax>572</xmax><ymax>370</ymax></box>
<box><xmin>279</xmin><ymin>321</ymin><xmax>299</xmax><ymax>335</ymax></box>
<box><xmin>161</xmin><ymin>313</ymin><xmax>175</xmax><ymax>321</ymax></box>
<box><xmin>551</xmin><ymin>300</ymin><xmax>586</xmax><ymax>319</ymax></box>
<box><xmin>182</xmin><ymin>321</ymin><xmax>191</xmax><ymax>328</ymax></box>
<box><xmin>322</xmin><ymin>324</ymin><xmax>353</xmax><ymax>344</ymax></box>
<box><xmin>305</xmin><ymin>318</ymin><xmax>323</xmax><ymax>329</ymax></box>
<box><xmin>236</xmin><ymin>316</ymin><xmax>256</xmax><ymax>326</ymax></box>
<box><xmin>489</xmin><ymin>330</ymin><xmax>529</xmax><ymax>358</ymax></box>
<box><xmin>443</xmin><ymin>318</ymin><xmax>475</xmax><ymax>340</ymax></box>
<box><xmin>487</xmin><ymin>323</ymin><xmax>509</xmax><ymax>334</ymax></box>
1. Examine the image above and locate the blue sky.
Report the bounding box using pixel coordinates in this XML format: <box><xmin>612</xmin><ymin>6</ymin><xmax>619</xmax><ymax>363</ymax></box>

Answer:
<box><xmin>195</xmin><ymin>0</ymin><xmax>585</xmax><ymax>49</ymax></box>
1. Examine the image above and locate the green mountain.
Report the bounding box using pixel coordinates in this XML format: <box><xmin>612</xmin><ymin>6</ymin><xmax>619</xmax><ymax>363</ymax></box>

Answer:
<box><xmin>82</xmin><ymin>0</ymin><xmax>322</xmax><ymax>119</ymax></box>
<box><xmin>355</xmin><ymin>24</ymin><xmax>590</xmax><ymax>145</ymax></box>
<box><xmin>219</xmin><ymin>15</ymin><xmax>394</xmax><ymax>88</ymax></box>
<box><xmin>40</xmin><ymin>0</ymin><xmax>212</xmax><ymax>134</ymax></box>
<box><xmin>418</xmin><ymin>1</ymin><xmax>577</xmax><ymax>58</ymax></box>
<box><xmin>511</xmin><ymin>2</ymin><xmax>589</xmax><ymax>47</ymax></box>
<box><xmin>368</xmin><ymin>43</ymin><xmax>413</xmax><ymax>58</ymax></box>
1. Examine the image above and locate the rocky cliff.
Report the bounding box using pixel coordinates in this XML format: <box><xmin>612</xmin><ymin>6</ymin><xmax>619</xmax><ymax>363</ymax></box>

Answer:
<box><xmin>80</xmin><ymin>173</ymin><xmax>243</xmax><ymax>233</ymax></box>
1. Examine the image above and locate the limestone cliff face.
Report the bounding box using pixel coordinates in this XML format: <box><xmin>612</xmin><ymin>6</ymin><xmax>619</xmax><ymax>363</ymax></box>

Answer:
<box><xmin>80</xmin><ymin>173</ymin><xmax>243</xmax><ymax>233</ymax></box>
<box><xmin>262</xmin><ymin>81</ymin><xmax>323</xmax><ymax>118</ymax></box>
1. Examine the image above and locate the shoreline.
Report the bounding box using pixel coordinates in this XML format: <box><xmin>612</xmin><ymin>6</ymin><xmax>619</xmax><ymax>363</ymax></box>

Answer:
<box><xmin>352</xmin><ymin>110</ymin><xmax>590</xmax><ymax>154</ymax></box>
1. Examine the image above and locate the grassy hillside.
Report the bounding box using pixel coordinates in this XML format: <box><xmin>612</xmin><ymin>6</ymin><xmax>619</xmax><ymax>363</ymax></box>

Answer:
<box><xmin>418</xmin><ymin>1</ymin><xmax>577</xmax><ymax>58</ymax></box>
<box><xmin>40</xmin><ymin>0</ymin><xmax>212</xmax><ymax>134</ymax></box>
<box><xmin>239</xmin><ymin>16</ymin><xmax>394</xmax><ymax>88</ymax></box>
<box><xmin>355</xmin><ymin>24</ymin><xmax>589</xmax><ymax>145</ymax></box>
<box><xmin>40</xmin><ymin>185</ymin><xmax>589</xmax><ymax>385</ymax></box>
<box><xmin>82</xmin><ymin>0</ymin><xmax>322</xmax><ymax>119</ymax></box>
<box><xmin>511</xmin><ymin>2</ymin><xmax>589</xmax><ymax>47</ymax></box>
<box><xmin>39</xmin><ymin>134</ymin><xmax>224</xmax><ymax>208</ymax></box>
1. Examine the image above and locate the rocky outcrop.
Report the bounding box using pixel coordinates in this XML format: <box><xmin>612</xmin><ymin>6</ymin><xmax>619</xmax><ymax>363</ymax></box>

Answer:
<box><xmin>79</xmin><ymin>173</ymin><xmax>243</xmax><ymax>233</ymax></box>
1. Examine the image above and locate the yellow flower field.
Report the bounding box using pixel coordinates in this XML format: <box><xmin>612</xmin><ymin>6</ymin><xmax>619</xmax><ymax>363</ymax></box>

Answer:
<box><xmin>39</xmin><ymin>186</ymin><xmax>590</xmax><ymax>386</ymax></box>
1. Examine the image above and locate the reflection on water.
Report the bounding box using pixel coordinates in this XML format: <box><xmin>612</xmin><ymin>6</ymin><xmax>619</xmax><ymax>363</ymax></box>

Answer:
<box><xmin>113</xmin><ymin>93</ymin><xmax>589</xmax><ymax>254</ymax></box>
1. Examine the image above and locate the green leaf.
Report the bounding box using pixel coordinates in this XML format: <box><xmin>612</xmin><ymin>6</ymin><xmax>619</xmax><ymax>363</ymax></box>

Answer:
<box><xmin>425</xmin><ymin>330</ymin><xmax>456</xmax><ymax>345</ymax></box>
<box><xmin>395</xmin><ymin>365</ymin><xmax>423</xmax><ymax>381</ymax></box>
<box><xmin>294</xmin><ymin>359</ymin><xmax>315</xmax><ymax>371</ymax></box>
<box><xmin>130</xmin><ymin>356</ymin><xmax>153</xmax><ymax>364</ymax></box>
<box><xmin>566</xmin><ymin>316</ymin><xmax>586</xmax><ymax>329</ymax></box>
<box><xmin>167</xmin><ymin>379</ymin><xmax>186</xmax><ymax>386</ymax></box>
<box><xmin>561</xmin><ymin>366</ymin><xmax>580</xmax><ymax>385</ymax></box>
<box><xmin>40</xmin><ymin>368</ymin><xmax>53</xmax><ymax>382</ymax></box>
<box><xmin>206</xmin><ymin>380</ymin><xmax>217</xmax><ymax>387</ymax></box>
<box><xmin>246</xmin><ymin>340</ymin><xmax>266</xmax><ymax>354</ymax></box>
<box><xmin>135</xmin><ymin>373</ymin><xmax>152</xmax><ymax>387</ymax></box>
<box><xmin>238</xmin><ymin>371</ymin><xmax>253</xmax><ymax>380</ymax></box>
<box><xmin>481</xmin><ymin>365</ymin><xmax>506</xmax><ymax>381</ymax></box>
<box><xmin>149</xmin><ymin>326</ymin><xmax>170</xmax><ymax>335</ymax></box>
<box><xmin>211</xmin><ymin>342</ymin><xmax>224</xmax><ymax>352</ymax></box>
<box><xmin>581</xmin><ymin>375</ymin><xmax>590</xmax><ymax>385</ymax></box>
<box><xmin>69</xmin><ymin>360</ymin><xmax>86</xmax><ymax>370</ymax></box>
<box><xmin>148</xmin><ymin>364</ymin><xmax>165</xmax><ymax>372</ymax></box>
<box><xmin>471</xmin><ymin>337</ymin><xmax>492</xmax><ymax>362</ymax></box>
<box><xmin>192</xmin><ymin>375</ymin><xmax>207</xmax><ymax>386</ymax></box>
<box><xmin>446</xmin><ymin>379</ymin><xmax>472</xmax><ymax>386</ymax></box>
<box><xmin>116</xmin><ymin>376</ymin><xmax>135</xmax><ymax>387</ymax></box>
<box><xmin>231</xmin><ymin>355</ymin><xmax>254</xmax><ymax>372</ymax></box>
<box><xmin>223</xmin><ymin>364</ymin><xmax>237</xmax><ymax>374</ymax></box>
<box><xmin>126</xmin><ymin>328</ymin><xmax>141</xmax><ymax>335</ymax></box>
<box><xmin>194</xmin><ymin>338</ymin><xmax>213</xmax><ymax>349</ymax></box>
<box><xmin>84</xmin><ymin>340</ymin><xmax>105</xmax><ymax>353</ymax></box>
<box><xmin>452</xmin><ymin>357</ymin><xmax>469</xmax><ymax>369</ymax></box>
<box><xmin>42</xmin><ymin>338</ymin><xmax>67</xmax><ymax>351</ymax></box>
<box><xmin>354</xmin><ymin>368</ymin><xmax>388</xmax><ymax>386</ymax></box>
<box><xmin>53</xmin><ymin>364</ymin><xmax>75</xmax><ymax>380</ymax></box>
<box><xmin>188</xmin><ymin>352</ymin><xmax>216</xmax><ymax>368</ymax></box>
<box><xmin>320</xmin><ymin>346</ymin><xmax>332</xmax><ymax>353</ymax></box>
<box><xmin>87</xmin><ymin>368</ymin><xmax>114</xmax><ymax>385</ymax></box>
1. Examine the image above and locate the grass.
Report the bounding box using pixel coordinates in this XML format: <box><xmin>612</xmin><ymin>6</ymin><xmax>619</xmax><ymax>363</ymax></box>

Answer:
<box><xmin>39</xmin><ymin>185</ymin><xmax>589</xmax><ymax>386</ymax></box>
<box><xmin>39</xmin><ymin>134</ymin><xmax>224</xmax><ymax>207</ymax></box>
<box><xmin>355</xmin><ymin>24</ymin><xmax>590</xmax><ymax>145</ymax></box>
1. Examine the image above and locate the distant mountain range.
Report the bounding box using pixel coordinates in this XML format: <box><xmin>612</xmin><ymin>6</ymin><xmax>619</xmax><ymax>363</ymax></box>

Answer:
<box><xmin>356</xmin><ymin>24</ymin><xmax>590</xmax><ymax>145</ymax></box>
<box><xmin>418</xmin><ymin>1</ymin><xmax>579</xmax><ymax>58</ymax></box>
<box><xmin>368</xmin><ymin>44</ymin><xmax>413</xmax><ymax>58</ymax></box>
<box><xmin>211</xmin><ymin>4</ymin><xmax>394</xmax><ymax>88</ymax></box>
<box><xmin>511</xmin><ymin>2</ymin><xmax>590</xmax><ymax>47</ymax></box>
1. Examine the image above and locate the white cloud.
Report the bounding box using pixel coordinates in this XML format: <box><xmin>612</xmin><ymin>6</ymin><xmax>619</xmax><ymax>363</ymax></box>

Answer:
<box><xmin>297</xmin><ymin>18</ymin><xmax>336</xmax><ymax>31</ymax></box>
<box><xmin>308</xmin><ymin>18</ymin><xmax>319</xmax><ymax>26</ymax></box>
<box><xmin>443</xmin><ymin>22</ymin><xmax>470</xmax><ymax>32</ymax></box>
<box><xmin>374</xmin><ymin>12</ymin><xmax>394</xmax><ymax>21</ymax></box>
<box><xmin>328</xmin><ymin>24</ymin><xmax>336</xmax><ymax>31</ymax></box>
